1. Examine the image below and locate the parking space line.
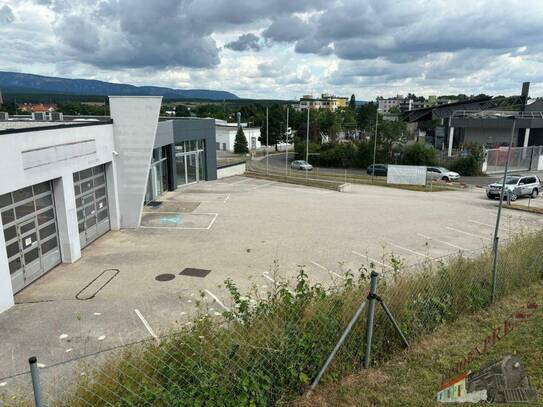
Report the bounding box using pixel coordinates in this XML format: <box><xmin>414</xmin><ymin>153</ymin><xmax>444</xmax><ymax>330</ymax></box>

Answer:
<box><xmin>468</xmin><ymin>219</ymin><xmax>511</xmax><ymax>231</ymax></box>
<box><xmin>445</xmin><ymin>226</ymin><xmax>491</xmax><ymax>241</ymax></box>
<box><xmin>384</xmin><ymin>240</ymin><xmax>432</xmax><ymax>259</ymax></box>
<box><xmin>262</xmin><ymin>273</ymin><xmax>295</xmax><ymax>295</ymax></box>
<box><xmin>230</xmin><ymin>178</ymin><xmax>252</xmax><ymax>185</ymax></box>
<box><xmin>224</xmin><ymin>194</ymin><xmax>230</xmax><ymax>203</ymax></box>
<box><xmin>310</xmin><ymin>261</ymin><xmax>344</xmax><ymax>279</ymax></box>
<box><xmin>416</xmin><ymin>233</ymin><xmax>468</xmax><ymax>251</ymax></box>
<box><xmin>351</xmin><ymin>250</ymin><xmax>394</xmax><ymax>270</ymax></box>
<box><xmin>134</xmin><ymin>309</ymin><xmax>159</xmax><ymax>343</ymax></box>
<box><xmin>204</xmin><ymin>289</ymin><xmax>230</xmax><ymax>312</ymax></box>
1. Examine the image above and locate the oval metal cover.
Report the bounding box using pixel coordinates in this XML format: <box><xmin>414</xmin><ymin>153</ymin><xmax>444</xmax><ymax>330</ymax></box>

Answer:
<box><xmin>155</xmin><ymin>273</ymin><xmax>175</xmax><ymax>282</ymax></box>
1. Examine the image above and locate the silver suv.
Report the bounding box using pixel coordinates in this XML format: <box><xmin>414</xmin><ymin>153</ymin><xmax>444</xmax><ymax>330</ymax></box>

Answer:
<box><xmin>486</xmin><ymin>175</ymin><xmax>541</xmax><ymax>201</ymax></box>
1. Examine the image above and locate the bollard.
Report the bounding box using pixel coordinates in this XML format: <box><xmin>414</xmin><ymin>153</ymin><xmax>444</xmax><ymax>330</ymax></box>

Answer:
<box><xmin>29</xmin><ymin>356</ymin><xmax>43</xmax><ymax>407</ymax></box>
<box><xmin>363</xmin><ymin>271</ymin><xmax>379</xmax><ymax>368</ymax></box>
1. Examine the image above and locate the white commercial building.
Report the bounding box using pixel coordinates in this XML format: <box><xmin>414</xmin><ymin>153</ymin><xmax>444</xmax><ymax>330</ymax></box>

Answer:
<box><xmin>215</xmin><ymin>120</ymin><xmax>261</xmax><ymax>151</ymax></box>
<box><xmin>0</xmin><ymin>97</ymin><xmax>219</xmax><ymax>313</ymax></box>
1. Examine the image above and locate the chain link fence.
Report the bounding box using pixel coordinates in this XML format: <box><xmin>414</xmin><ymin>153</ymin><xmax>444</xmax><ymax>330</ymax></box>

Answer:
<box><xmin>1</xmin><ymin>232</ymin><xmax>542</xmax><ymax>406</ymax></box>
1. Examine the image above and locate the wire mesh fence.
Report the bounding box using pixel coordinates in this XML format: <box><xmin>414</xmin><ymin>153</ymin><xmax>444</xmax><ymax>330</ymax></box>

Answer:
<box><xmin>1</xmin><ymin>231</ymin><xmax>542</xmax><ymax>406</ymax></box>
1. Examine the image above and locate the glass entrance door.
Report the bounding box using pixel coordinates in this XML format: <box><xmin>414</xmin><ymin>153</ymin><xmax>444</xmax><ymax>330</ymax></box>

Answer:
<box><xmin>186</xmin><ymin>153</ymin><xmax>198</xmax><ymax>184</ymax></box>
<box><xmin>175</xmin><ymin>140</ymin><xmax>206</xmax><ymax>186</ymax></box>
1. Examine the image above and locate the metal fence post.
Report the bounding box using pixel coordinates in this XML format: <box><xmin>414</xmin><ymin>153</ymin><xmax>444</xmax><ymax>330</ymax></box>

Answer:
<box><xmin>307</xmin><ymin>298</ymin><xmax>367</xmax><ymax>396</ymax></box>
<box><xmin>363</xmin><ymin>271</ymin><xmax>379</xmax><ymax>368</ymax></box>
<box><xmin>29</xmin><ymin>356</ymin><xmax>43</xmax><ymax>407</ymax></box>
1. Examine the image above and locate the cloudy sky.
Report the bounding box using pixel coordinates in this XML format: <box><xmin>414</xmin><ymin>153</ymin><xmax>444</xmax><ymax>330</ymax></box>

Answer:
<box><xmin>1</xmin><ymin>0</ymin><xmax>543</xmax><ymax>100</ymax></box>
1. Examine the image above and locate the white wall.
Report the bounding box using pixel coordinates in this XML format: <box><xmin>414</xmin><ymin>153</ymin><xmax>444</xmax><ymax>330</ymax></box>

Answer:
<box><xmin>109</xmin><ymin>96</ymin><xmax>162</xmax><ymax>228</ymax></box>
<box><xmin>217</xmin><ymin>162</ymin><xmax>247</xmax><ymax>179</ymax></box>
<box><xmin>215</xmin><ymin>126</ymin><xmax>261</xmax><ymax>152</ymax></box>
<box><xmin>0</xmin><ymin>123</ymin><xmax>116</xmax><ymax>313</ymax></box>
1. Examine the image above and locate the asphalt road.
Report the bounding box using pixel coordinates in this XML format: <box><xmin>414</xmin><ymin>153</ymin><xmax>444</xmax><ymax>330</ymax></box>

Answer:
<box><xmin>250</xmin><ymin>152</ymin><xmax>543</xmax><ymax>187</ymax></box>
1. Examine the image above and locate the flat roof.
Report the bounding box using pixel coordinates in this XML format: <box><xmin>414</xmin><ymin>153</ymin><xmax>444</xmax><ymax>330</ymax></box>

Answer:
<box><xmin>0</xmin><ymin>120</ymin><xmax>113</xmax><ymax>135</ymax></box>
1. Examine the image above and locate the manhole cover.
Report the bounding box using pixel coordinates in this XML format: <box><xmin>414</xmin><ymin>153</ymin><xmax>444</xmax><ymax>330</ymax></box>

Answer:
<box><xmin>147</xmin><ymin>201</ymin><xmax>162</xmax><ymax>208</ymax></box>
<box><xmin>179</xmin><ymin>268</ymin><xmax>211</xmax><ymax>278</ymax></box>
<box><xmin>155</xmin><ymin>273</ymin><xmax>175</xmax><ymax>282</ymax></box>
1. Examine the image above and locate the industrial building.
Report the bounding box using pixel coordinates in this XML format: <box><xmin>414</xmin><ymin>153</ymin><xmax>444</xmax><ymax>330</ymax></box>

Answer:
<box><xmin>215</xmin><ymin>119</ymin><xmax>261</xmax><ymax>151</ymax></box>
<box><xmin>0</xmin><ymin>97</ymin><xmax>217</xmax><ymax>312</ymax></box>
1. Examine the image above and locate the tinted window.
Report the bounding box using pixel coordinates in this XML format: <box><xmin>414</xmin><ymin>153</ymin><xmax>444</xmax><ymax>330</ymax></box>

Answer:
<box><xmin>15</xmin><ymin>200</ymin><xmax>36</xmax><ymax>219</ymax></box>
<box><xmin>36</xmin><ymin>195</ymin><xmax>53</xmax><ymax>210</ymax></box>
<box><xmin>0</xmin><ymin>193</ymin><xmax>12</xmax><ymax>208</ymax></box>
<box><xmin>33</xmin><ymin>182</ymin><xmax>50</xmax><ymax>195</ymax></box>
<box><xmin>13</xmin><ymin>187</ymin><xmax>33</xmax><ymax>203</ymax></box>
<box><xmin>1</xmin><ymin>208</ymin><xmax>15</xmax><ymax>225</ymax></box>
<box><xmin>41</xmin><ymin>237</ymin><xmax>58</xmax><ymax>255</ymax></box>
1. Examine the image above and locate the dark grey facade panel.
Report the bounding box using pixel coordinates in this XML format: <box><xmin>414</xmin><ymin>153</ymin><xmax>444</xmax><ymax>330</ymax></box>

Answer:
<box><xmin>171</xmin><ymin>119</ymin><xmax>217</xmax><ymax>181</ymax></box>
<box><xmin>155</xmin><ymin>118</ymin><xmax>217</xmax><ymax>183</ymax></box>
<box><xmin>451</xmin><ymin>118</ymin><xmax>543</xmax><ymax>129</ymax></box>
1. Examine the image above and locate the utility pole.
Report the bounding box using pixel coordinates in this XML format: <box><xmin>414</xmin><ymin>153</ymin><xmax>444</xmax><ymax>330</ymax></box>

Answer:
<box><xmin>266</xmin><ymin>107</ymin><xmax>269</xmax><ymax>175</ymax></box>
<box><xmin>285</xmin><ymin>107</ymin><xmax>289</xmax><ymax>176</ymax></box>
<box><xmin>371</xmin><ymin>109</ymin><xmax>379</xmax><ymax>184</ymax></box>
<box><xmin>306</xmin><ymin>108</ymin><xmax>310</xmax><ymax>178</ymax></box>
<box><xmin>491</xmin><ymin>116</ymin><xmax>516</xmax><ymax>303</ymax></box>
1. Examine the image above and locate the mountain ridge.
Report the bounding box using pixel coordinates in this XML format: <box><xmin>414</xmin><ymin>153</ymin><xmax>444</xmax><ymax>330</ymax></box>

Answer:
<box><xmin>0</xmin><ymin>71</ymin><xmax>239</xmax><ymax>100</ymax></box>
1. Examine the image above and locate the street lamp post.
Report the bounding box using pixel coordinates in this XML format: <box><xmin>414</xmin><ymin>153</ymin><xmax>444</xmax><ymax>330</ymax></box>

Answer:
<box><xmin>491</xmin><ymin>116</ymin><xmax>516</xmax><ymax>303</ymax></box>
<box><xmin>306</xmin><ymin>108</ymin><xmax>310</xmax><ymax>179</ymax></box>
<box><xmin>371</xmin><ymin>110</ymin><xmax>379</xmax><ymax>184</ymax></box>
<box><xmin>266</xmin><ymin>107</ymin><xmax>269</xmax><ymax>175</ymax></box>
<box><xmin>285</xmin><ymin>107</ymin><xmax>289</xmax><ymax>177</ymax></box>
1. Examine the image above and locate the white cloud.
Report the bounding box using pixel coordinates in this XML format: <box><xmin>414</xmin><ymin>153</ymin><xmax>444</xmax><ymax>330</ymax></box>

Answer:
<box><xmin>0</xmin><ymin>0</ymin><xmax>542</xmax><ymax>99</ymax></box>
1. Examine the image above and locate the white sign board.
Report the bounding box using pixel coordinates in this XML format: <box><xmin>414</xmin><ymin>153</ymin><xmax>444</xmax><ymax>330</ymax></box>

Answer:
<box><xmin>387</xmin><ymin>165</ymin><xmax>427</xmax><ymax>186</ymax></box>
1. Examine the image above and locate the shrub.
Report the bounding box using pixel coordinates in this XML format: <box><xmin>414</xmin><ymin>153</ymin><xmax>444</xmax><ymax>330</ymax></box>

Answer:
<box><xmin>400</xmin><ymin>142</ymin><xmax>438</xmax><ymax>166</ymax></box>
<box><xmin>448</xmin><ymin>155</ymin><xmax>482</xmax><ymax>176</ymax></box>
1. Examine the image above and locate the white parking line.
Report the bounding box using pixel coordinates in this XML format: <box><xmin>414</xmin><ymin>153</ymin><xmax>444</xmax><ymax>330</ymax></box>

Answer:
<box><xmin>224</xmin><ymin>194</ymin><xmax>230</xmax><ymax>203</ymax></box>
<box><xmin>445</xmin><ymin>226</ymin><xmax>491</xmax><ymax>241</ymax></box>
<box><xmin>310</xmin><ymin>261</ymin><xmax>345</xmax><ymax>279</ymax></box>
<box><xmin>384</xmin><ymin>240</ymin><xmax>432</xmax><ymax>259</ymax></box>
<box><xmin>416</xmin><ymin>233</ymin><xmax>468</xmax><ymax>251</ymax></box>
<box><xmin>262</xmin><ymin>273</ymin><xmax>295</xmax><ymax>295</ymax></box>
<box><xmin>204</xmin><ymin>289</ymin><xmax>230</xmax><ymax>312</ymax></box>
<box><xmin>230</xmin><ymin>178</ymin><xmax>252</xmax><ymax>185</ymax></box>
<box><xmin>351</xmin><ymin>250</ymin><xmax>394</xmax><ymax>270</ymax></box>
<box><xmin>134</xmin><ymin>309</ymin><xmax>159</xmax><ymax>343</ymax></box>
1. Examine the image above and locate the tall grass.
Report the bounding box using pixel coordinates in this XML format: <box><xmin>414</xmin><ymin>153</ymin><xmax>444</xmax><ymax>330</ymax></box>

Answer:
<box><xmin>25</xmin><ymin>232</ymin><xmax>543</xmax><ymax>406</ymax></box>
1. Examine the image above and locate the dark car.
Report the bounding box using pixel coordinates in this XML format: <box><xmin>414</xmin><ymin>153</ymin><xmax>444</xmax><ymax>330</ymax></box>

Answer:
<box><xmin>367</xmin><ymin>164</ymin><xmax>388</xmax><ymax>176</ymax></box>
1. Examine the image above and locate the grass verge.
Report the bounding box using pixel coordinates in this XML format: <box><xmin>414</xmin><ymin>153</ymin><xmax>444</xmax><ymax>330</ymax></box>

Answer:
<box><xmin>300</xmin><ymin>282</ymin><xmax>543</xmax><ymax>407</ymax></box>
<box><xmin>4</xmin><ymin>233</ymin><xmax>542</xmax><ymax>406</ymax></box>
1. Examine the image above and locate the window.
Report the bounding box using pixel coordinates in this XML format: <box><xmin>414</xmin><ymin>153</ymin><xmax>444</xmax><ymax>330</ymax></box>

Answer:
<box><xmin>0</xmin><ymin>193</ymin><xmax>11</xmax><ymax>208</ymax></box>
<box><xmin>13</xmin><ymin>187</ymin><xmax>33</xmax><ymax>203</ymax></box>
<box><xmin>41</xmin><ymin>237</ymin><xmax>58</xmax><ymax>255</ymax></box>
<box><xmin>33</xmin><ymin>182</ymin><xmax>50</xmax><ymax>195</ymax></box>
<box><xmin>216</xmin><ymin>142</ymin><xmax>220</xmax><ymax>150</ymax></box>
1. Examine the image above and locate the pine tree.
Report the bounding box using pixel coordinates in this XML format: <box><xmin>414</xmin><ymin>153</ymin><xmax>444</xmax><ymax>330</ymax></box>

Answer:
<box><xmin>349</xmin><ymin>94</ymin><xmax>356</xmax><ymax>110</ymax></box>
<box><xmin>233</xmin><ymin>127</ymin><xmax>249</xmax><ymax>154</ymax></box>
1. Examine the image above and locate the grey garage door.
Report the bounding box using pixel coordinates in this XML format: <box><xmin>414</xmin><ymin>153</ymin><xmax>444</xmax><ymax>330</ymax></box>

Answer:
<box><xmin>1</xmin><ymin>181</ymin><xmax>61</xmax><ymax>293</ymax></box>
<box><xmin>74</xmin><ymin>165</ymin><xmax>110</xmax><ymax>249</ymax></box>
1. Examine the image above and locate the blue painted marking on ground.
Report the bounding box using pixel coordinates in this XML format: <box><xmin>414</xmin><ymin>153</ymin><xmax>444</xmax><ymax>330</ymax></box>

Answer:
<box><xmin>160</xmin><ymin>215</ymin><xmax>182</xmax><ymax>225</ymax></box>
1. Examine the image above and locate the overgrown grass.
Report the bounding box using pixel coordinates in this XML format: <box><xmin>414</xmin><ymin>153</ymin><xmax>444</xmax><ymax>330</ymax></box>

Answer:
<box><xmin>7</xmin><ymin>232</ymin><xmax>543</xmax><ymax>406</ymax></box>
<box><xmin>300</xmin><ymin>282</ymin><xmax>543</xmax><ymax>406</ymax></box>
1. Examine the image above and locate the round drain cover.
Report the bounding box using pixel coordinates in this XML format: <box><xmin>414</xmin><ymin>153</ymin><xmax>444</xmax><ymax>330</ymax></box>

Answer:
<box><xmin>155</xmin><ymin>273</ymin><xmax>175</xmax><ymax>282</ymax></box>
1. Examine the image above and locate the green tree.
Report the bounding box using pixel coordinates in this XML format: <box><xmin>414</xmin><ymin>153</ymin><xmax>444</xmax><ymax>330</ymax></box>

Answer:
<box><xmin>349</xmin><ymin>94</ymin><xmax>356</xmax><ymax>110</ymax></box>
<box><xmin>356</xmin><ymin>102</ymin><xmax>377</xmax><ymax>131</ymax></box>
<box><xmin>0</xmin><ymin>102</ymin><xmax>17</xmax><ymax>115</ymax></box>
<box><xmin>175</xmin><ymin>105</ymin><xmax>191</xmax><ymax>117</ymax></box>
<box><xmin>234</xmin><ymin>127</ymin><xmax>249</xmax><ymax>154</ymax></box>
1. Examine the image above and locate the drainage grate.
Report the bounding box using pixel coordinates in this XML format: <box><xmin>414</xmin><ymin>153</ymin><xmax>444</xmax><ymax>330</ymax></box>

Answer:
<box><xmin>179</xmin><ymin>268</ymin><xmax>211</xmax><ymax>278</ymax></box>
<box><xmin>147</xmin><ymin>201</ymin><xmax>162</xmax><ymax>208</ymax></box>
<box><xmin>155</xmin><ymin>273</ymin><xmax>175</xmax><ymax>282</ymax></box>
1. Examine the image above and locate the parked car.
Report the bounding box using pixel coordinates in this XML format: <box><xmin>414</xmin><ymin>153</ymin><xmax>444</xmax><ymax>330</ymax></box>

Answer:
<box><xmin>291</xmin><ymin>160</ymin><xmax>313</xmax><ymax>170</ymax></box>
<box><xmin>486</xmin><ymin>175</ymin><xmax>541</xmax><ymax>201</ymax></box>
<box><xmin>367</xmin><ymin>164</ymin><xmax>388</xmax><ymax>176</ymax></box>
<box><xmin>426</xmin><ymin>166</ymin><xmax>460</xmax><ymax>182</ymax></box>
